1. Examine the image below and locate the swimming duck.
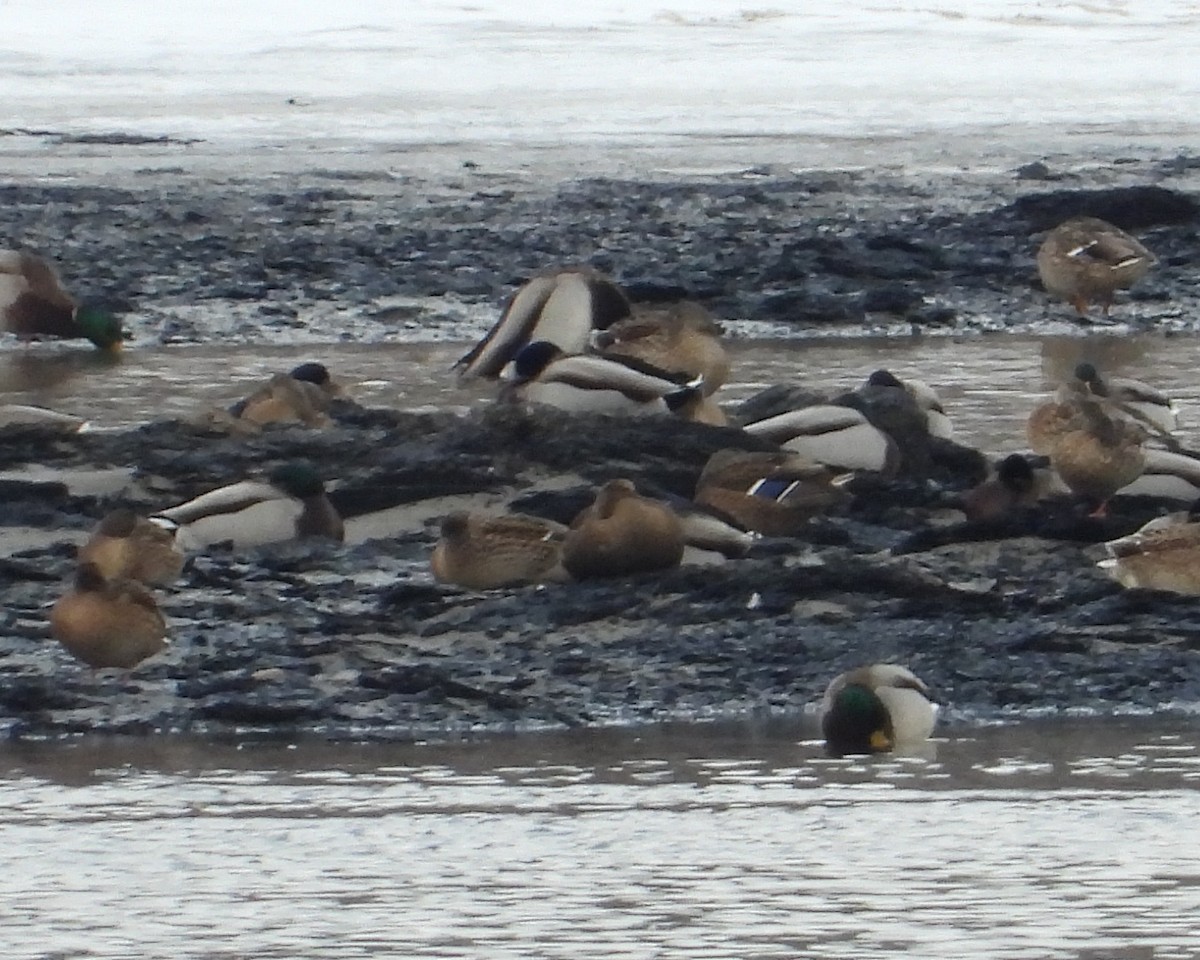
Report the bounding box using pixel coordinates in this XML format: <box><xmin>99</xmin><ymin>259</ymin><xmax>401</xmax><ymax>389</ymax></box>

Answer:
<box><xmin>231</xmin><ymin>362</ymin><xmax>342</xmax><ymax>427</ymax></box>
<box><xmin>819</xmin><ymin>663</ymin><xmax>937</xmax><ymax>756</ymax></box>
<box><xmin>594</xmin><ymin>301</ymin><xmax>731</xmax><ymax>395</ymax></box>
<box><xmin>455</xmin><ymin>266</ymin><xmax>631</xmax><ymax>380</ymax></box>
<box><xmin>1036</xmin><ymin>217</ymin><xmax>1155</xmax><ymax>317</ymax></box>
<box><xmin>430</xmin><ymin>511</ymin><xmax>569</xmax><ymax>590</ymax></box>
<box><xmin>694</xmin><ymin>449</ymin><xmax>852</xmax><ymax>537</ymax></box>
<box><xmin>49</xmin><ymin>563</ymin><xmax>168</xmax><ymax>668</ymax></box>
<box><xmin>0</xmin><ymin>249</ymin><xmax>123</xmax><ymax>351</ymax></box>
<box><xmin>1072</xmin><ymin>361</ymin><xmax>1177</xmax><ymax>435</ymax></box>
<box><xmin>152</xmin><ymin>462</ymin><xmax>344</xmax><ymax>551</ymax></box>
<box><xmin>1097</xmin><ymin>504</ymin><xmax>1200</xmax><ymax>594</ymax></box>
<box><xmin>958</xmin><ymin>453</ymin><xmax>1047</xmax><ymax>522</ymax></box>
<box><xmin>506</xmin><ymin>340</ymin><xmax>705</xmax><ymax>418</ymax></box>
<box><xmin>562</xmin><ymin>479</ymin><xmax>685</xmax><ymax>579</ymax></box>
<box><xmin>78</xmin><ymin>508</ymin><xmax>186</xmax><ymax>586</ymax></box>
<box><xmin>742</xmin><ymin>405</ymin><xmax>901</xmax><ymax>476</ymax></box>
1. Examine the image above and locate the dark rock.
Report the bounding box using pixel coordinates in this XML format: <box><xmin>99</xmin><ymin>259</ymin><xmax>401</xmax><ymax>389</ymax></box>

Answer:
<box><xmin>1005</xmin><ymin>185</ymin><xmax>1200</xmax><ymax>232</ymax></box>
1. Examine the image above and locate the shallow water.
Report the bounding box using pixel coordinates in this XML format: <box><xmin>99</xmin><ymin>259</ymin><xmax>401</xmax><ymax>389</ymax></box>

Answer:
<box><xmin>3</xmin><ymin>331</ymin><xmax>1199</xmax><ymax>454</ymax></box>
<box><xmin>1</xmin><ymin>718</ymin><xmax>1199</xmax><ymax>959</ymax></box>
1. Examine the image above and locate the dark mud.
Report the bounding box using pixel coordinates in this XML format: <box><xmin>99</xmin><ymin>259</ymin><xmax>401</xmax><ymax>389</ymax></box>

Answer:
<box><xmin>2</xmin><ymin>152</ymin><xmax>1200</xmax><ymax>741</ymax></box>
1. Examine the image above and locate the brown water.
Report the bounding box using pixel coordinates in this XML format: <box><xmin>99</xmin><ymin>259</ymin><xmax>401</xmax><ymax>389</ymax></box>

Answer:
<box><xmin>5</xmin><ymin>334</ymin><xmax>1200</xmax><ymax>958</ymax></box>
<box><xmin>1</xmin><ymin>719</ymin><xmax>1199</xmax><ymax>959</ymax></box>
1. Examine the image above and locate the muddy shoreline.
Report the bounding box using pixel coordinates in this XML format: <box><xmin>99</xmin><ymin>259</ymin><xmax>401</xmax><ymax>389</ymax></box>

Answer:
<box><xmin>3</xmin><ymin>139</ymin><xmax>1200</xmax><ymax>741</ymax></box>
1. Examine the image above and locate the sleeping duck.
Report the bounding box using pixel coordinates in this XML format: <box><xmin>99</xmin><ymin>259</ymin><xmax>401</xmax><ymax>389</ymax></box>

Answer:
<box><xmin>742</xmin><ymin>405</ymin><xmax>901</xmax><ymax>476</ymax></box>
<box><xmin>152</xmin><ymin>462</ymin><xmax>344</xmax><ymax>551</ymax></box>
<box><xmin>0</xmin><ymin>249</ymin><xmax>123</xmax><ymax>351</ymax></box>
<box><xmin>455</xmin><ymin>266</ymin><xmax>631</xmax><ymax>380</ymax></box>
<box><xmin>694</xmin><ymin>449</ymin><xmax>852</xmax><ymax>537</ymax></box>
<box><xmin>1036</xmin><ymin>217</ymin><xmax>1155</xmax><ymax>318</ymax></box>
<box><xmin>1071</xmin><ymin>361</ymin><xmax>1177</xmax><ymax>435</ymax></box>
<box><xmin>505</xmin><ymin>340</ymin><xmax>706</xmax><ymax>419</ymax></box>
<box><xmin>819</xmin><ymin>663</ymin><xmax>938</xmax><ymax>756</ymax></box>
<box><xmin>1097</xmin><ymin>504</ymin><xmax>1200</xmax><ymax>594</ymax></box>
<box><xmin>562</xmin><ymin>479</ymin><xmax>685</xmax><ymax>579</ymax></box>
<box><xmin>430</xmin><ymin>511</ymin><xmax>569</xmax><ymax>590</ymax></box>
<box><xmin>49</xmin><ymin>563</ymin><xmax>168</xmax><ymax>669</ymax></box>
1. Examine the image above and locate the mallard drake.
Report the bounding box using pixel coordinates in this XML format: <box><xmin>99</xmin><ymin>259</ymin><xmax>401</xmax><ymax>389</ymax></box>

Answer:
<box><xmin>1072</xmin><ymin>361</ymin><xmax>1177</xmax><ymax>435</ymax></box>
<box><xmin>0</xmin><ymin>403</ymin><xmax>88</xmax><ymax>432</ymax></box>
<box><xmin>819</xmin><ymin>663</ymin><xmax>937</xmax><ymax>756</ymax></box>
<box><xmin>231</xmin><ymin>362</ymin><xmax>342</xmax><ymax>427</ymax></box>
<box><xmin>1097</xmin><ymin>505</ymin><xmax>1200</xmax><ymax>594</ymax></box>
<box><xmin>152</xmin><ymin>462</ymin><xmax>344</xmax><ymax>551</ymax></box>
<box><xmin>430</xmin><ymin>511</ymin><xmax>569</xmax><ymax>590</ymax></box>
<box><xmin>742</xmin><ymin>405</ymin><xmax>901</xmax><ymax>476</ymax></box>
<box><xmin>694</xmin><ymin>449</ymin><xmax>852</xmax><ymax>537</ymax></box>
<box><xmin>1118</xmin><ymin>447</ymin><xmax>1200</xmax><ymax>501</ymax></box>
<box><xmin>861</xmin><ymin>370</ymin><xmax>954</xmax><ymax>440</ymax></box>
<box><xmin>594</xmin><ymin>301</ymin><xmax>731</xmax><ymax>395</ymax></box>
<box><xmin>958</xmin><ymin>453</ymin><xmax>1046</xmax><ymax>522</ymax></box>
<box><xmin>1045</xmin><ymin>396</ymin><xmax>1146</xmax><ymax>513</ymax></box>
<box><xmin>455</xmin><ymin>266</ymin><xmax>631</xmax><ymax>380</ymax></box>
<box><xmin>562</xmin><ymin>479</ymin><xmax>685</xmax><ymax>579</ymax></box>
<box><xmin>0</xmin><ymin>249</ymin><xmax>123</xmax><ymax>351</ymax></box>
<box><xmin>49</xmin><ymin>563</ymin><xmax>167</xmax><ymax>668</ymax></box>
<box><xmin>1036</xmin><ymin>217</ymin><xmax>1155</xmax><ymax>317</ymax></box>
<box><xmin>78</xmin><ymin>508</ymin><xmax>186</xmax><ymax>586</ymax></box>
<box><xmin>506</xmin><ymin>341</ymin><xmax>705</xmax><ymax>418</ymax></box>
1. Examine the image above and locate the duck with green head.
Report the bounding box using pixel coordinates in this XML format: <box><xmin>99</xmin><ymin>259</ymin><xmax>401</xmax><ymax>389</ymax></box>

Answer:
<box><xmin>0</xmin><ymin>250</ymin><xmax>123</xmax><ymax>351</ymax></box>
<box><xmin>151</xmin><ymin>461</ymin><xmax>344</xmax><ymax>552</ymax></box>
<box><xmin>819</xmin><ymin>663</ymin><xmax>938</xmax><ymax>756</ymax></box>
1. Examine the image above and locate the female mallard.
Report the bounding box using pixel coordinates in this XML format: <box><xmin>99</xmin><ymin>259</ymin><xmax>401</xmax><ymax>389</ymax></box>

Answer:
<box><xmin>1036</xmin><ymin>217</ymin><xmax>1155</xmax><ymax>317</ymax></box>
<box><xmin>231</xmin><ymin>362</ymin><xmax>342</xmax><ymax>427</ymax></box>
<box><xmin>49</xmin><ymin>563</ymin><xmax>168</xmax><ymax>668</ymax></box>
<box><xmin>78</xmin><ymin>508</ymin><xmax>186</xmax><ymax>586</ymax></box>
<box><xmin>0</xmin><ymin>249</ymin><xmax>123</xmax><ymax>351</ymax></box>
<box><xmin>742</xmin><ymin>405</ymin><xmax>901</xmax><ymax>476</ymax></box>
<box><xmin>1072</xmin><ymin>361</ymin><xmax>1177</xmax><ymax>435</ymax></box>
<box><xmin>152</xmin><ymin>462</ymin><xmax>344</xmax><ymax>551</ymax></box>
<box><xmin>860</xmin><ymin>369</ymin><xmax>954</xmax><ymax>440</ymax></box>
<box><xmin>694</xmin><ymin>449</ymin><xmax>852</xmax><ymax>537</ymax></box>
<box><xmin>1044</xmin><ymin>396</ymin><xmax>1146</xmax><ymax>514</ymax></box>
<box><xmin>506</xmin><ymin>340</ymin><xmax>705</xmax><ymax>419</ymax></box>
<box><xmin>563</xmin><ymin>479</ymin><xmax>685</xmax><ymax>579</ymax></box>
<box><xmin>430</xmin><ymin>511</ymin><xmax>569</xmax><ymax>590</ymax></box>
<box><xmin>819</xmin><ymin>663</ymin><xmax>937</xmax><ymax>756</ymax></box>
<box><xmin>1097</xmin><ymin>504</ymin><xmax>1200</xmax><ymax>594</ymax></box>
<box><xmin>959</xmin><ymin>453</ymin><xmax>1047</xmax><ymax>522</ymax></box>
<box><xmin>594</xmin><ymin>301</ymin><xmax>731</xmax><ymax>395</ymax></box>
<box><xmin>455</xmin><ymin>266</ymin><xmax>631</xmax><ymax>380</ymax></box>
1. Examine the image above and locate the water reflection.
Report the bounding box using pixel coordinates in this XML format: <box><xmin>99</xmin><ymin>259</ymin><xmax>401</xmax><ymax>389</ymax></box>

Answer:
<box><xmin>0</xmin><ymin>719</ymin><xmax>1197</xmax><ymax>959</ymax></box>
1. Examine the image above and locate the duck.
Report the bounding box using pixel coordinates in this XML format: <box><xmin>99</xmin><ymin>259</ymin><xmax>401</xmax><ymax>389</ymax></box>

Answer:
<box><xmin>0</xmin><ymin>403</ymin><xmax>88</xmax><ymax>432</ymax></box>
<box><xmin>1096</xmin><ymin>504</ymin><xmax>1200</xmax><ymax>594</ymax></box>
<box><xmin>152</xmin><ymin>462</ymin><xmax>344</xmax><ymax>551</ymax></box>
<box><xmin>1045</xmin><ymin>396</ymin><xmax>1146</xmax><ymax>514</ymax></box>
<box><xmin>1071</xmin><ymin>361</ymin><xmax>1177</xmax><ymax>435</ymax></box>
<box><xmin>78</xmin><ymin>508</ymin><xmax>186</xmax><ymax>586</ymax></box>
<box><xmin>454</xmin><ymin>266</ymin><xmax>632</xmax><ymax>380</ymax></box>
<box><xmin>819</xmin><ymin>663</ymin><xmax>938</xmax><ymax>756</ymax></box>
<box><xmin>1117</xmin><ymin>447</ymin><xmax>1200</xmax><ymax>501</ymax></box>
<box><xmin>0</xmin><ymin>249</ymin><xmax>123</xmax><ymax>352</ymax></box>
<box><xmin>231</xmin><ymin>361</ymin><xmax>343</xmax><ymax>427</ymax></box>
<box><xmin>505</xmin><ymin>340</ymin><xmax>706</xmax><ymax>419</ymax></box>
<box><xmin>562</xmin><ymin>479</ymin><xmax>685</xmax><ymax>579</ymax></box>
<box><xmin>594</xmin><ymin>300</ymin><xmax>731</xmax><ymax>395</ymax></box>
<box><xmin>49</xmin><ymin>563</ymin><xmax>168</xmax><ymax>668</ymax></box>
<box><xmin>742</xmin><ymin>405</ymin><xmax>901</xmax><ymax>476</ymax></box>
<box><xmin>860</xmin><ymin>370</ymin><xmax>954</xmax><ymax>440</ymax></box>
<box><xmin>430</xmin><ymin>511</ymin><xmax>569</xmax><ymax>590</ymax></box>
<box><xmin>1036</xmin><ymin>216</ymin><xmax>1155</xmax><ymax>317</ymax></box>
<box><xmin>694</xmin><ymin>449</ymin><xmax>852</xmax><ymax>537</ymax></box>
<box><xmin>958</xmin><ymin>453</ymin><xmax>1047</xmax><ymax>522</ymax></box>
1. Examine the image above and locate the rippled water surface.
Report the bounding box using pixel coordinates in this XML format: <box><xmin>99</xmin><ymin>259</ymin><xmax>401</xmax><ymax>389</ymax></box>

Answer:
<box><xmin>2</xmin><ymin>719</ymin><xmax>1200</xmax><ymax>959</ymax></box>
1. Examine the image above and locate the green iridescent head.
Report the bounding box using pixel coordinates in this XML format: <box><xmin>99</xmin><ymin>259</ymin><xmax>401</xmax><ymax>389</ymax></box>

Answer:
<box><xmin>75</xmin><ymin>305</ymin><xmax>123</xmax><ymax>352</ymax></box>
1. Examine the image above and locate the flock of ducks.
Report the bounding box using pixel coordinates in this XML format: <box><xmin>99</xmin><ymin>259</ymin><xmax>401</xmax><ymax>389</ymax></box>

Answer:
<box><xmin>0</xmin><ymin>211</ymin><xmax>1179</xmax><ymax>754</ymax></box>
